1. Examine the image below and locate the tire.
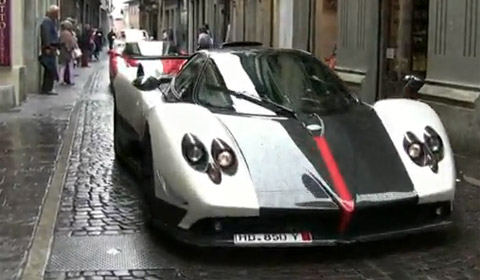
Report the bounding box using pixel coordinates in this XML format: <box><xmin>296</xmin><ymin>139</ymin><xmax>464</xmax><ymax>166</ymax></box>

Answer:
<box><xmin>141</xmin><ymin>130</ymin><xmax>157</xmax><ymax>225</ymax></box>
<box><xmin>113</xmin><ymin>97</ymin><xmax>122</xmax><ymax>158</ymax></box>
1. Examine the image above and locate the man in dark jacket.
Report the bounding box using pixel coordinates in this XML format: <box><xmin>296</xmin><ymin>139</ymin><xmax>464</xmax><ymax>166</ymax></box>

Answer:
<box><xmin>39</xmin><ymin>5</ymin><xmax>60</xmax><ymax>95</ymax></box>
<box><xmin>107</xmin><ymin>29</ymin><xmax>115</xmax><ymax>50</ymax></box>
<box><xmin>79</xmin><ymin>25</ymin><xmax>93</xmax><ymax>67</ymax></box>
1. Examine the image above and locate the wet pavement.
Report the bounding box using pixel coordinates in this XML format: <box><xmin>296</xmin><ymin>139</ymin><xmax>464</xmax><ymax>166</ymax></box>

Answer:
<box><xmin>0</xmin><ymin>63</ymin><xmax>99</xmax><ymax>280</ymax></box>
<box><xmin>6</xmin><ymin>59</ymin><xmax>480</xmax><ymax>280</ymax></box>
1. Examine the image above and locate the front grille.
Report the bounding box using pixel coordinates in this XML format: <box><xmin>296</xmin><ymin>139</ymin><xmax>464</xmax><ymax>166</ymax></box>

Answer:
<box><xmin>190</xmin><ymin>209</ymin><xmax>340</xmax><ymax>236</ymax></box>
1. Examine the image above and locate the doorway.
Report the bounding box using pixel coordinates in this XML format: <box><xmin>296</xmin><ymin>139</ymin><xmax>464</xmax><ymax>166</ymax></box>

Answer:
<box><xmin>379</xmin><ymin>0</ymin><xmax>429</xmax><ymax>99</ymax></box>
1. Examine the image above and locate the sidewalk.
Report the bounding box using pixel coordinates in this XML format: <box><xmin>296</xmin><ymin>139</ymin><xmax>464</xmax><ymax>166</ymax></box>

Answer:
<box><xmin>0</xmin><ymin>60</ymin><xmax>104</xmax><ymax>280</ymax></box>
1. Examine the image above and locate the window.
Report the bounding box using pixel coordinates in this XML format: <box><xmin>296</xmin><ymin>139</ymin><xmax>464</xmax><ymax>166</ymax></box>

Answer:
<box><xmin>196</xmin><ymin>61</ymin><xmax>234</xmax><ymax>108</ymax></box>
<box><xmin>173</xmin><ymin>54</ymin><xmax>207</xmax><ymax>97</ymax></box>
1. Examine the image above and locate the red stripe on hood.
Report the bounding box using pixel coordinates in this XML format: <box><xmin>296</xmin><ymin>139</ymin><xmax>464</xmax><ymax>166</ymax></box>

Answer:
<box><xmin>314</xmin><ymin>136</ymin><xmax>354</xmax><ymax>233</ymax></box>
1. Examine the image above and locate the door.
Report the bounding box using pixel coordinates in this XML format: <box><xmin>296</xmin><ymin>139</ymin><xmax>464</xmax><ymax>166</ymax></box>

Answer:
<box><xmin>379</xmin><ymin>0</ymin><xmax>429</xmax><ymax>99</ymax></box>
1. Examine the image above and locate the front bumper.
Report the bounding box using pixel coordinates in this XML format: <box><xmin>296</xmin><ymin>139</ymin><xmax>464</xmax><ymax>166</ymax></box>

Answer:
<box><xmin>152</xmin><ymin>201</ymin><xmax>453</xmax><ymax>247</ymax></box>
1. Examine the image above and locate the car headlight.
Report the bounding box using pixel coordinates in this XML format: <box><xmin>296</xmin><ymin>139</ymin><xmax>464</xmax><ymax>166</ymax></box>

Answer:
<box><xmin>186</xmin><ymin>146</ymin><xmax>204</xmax><ymax>163</ymax></box>
<box><xmin>211</xmin><ymin>138</ymin><xmax>238</xmax><ymax>174</ymax></box>
<box><xmin>403</xmin><ymin>132</ymin><xmax>426</xmax><ymax>165</ymax></box>
<box><xmin>182</xmin><ymin>133</ymin><xmax>208</xmax><ymax>171</ymax></box>
<box><xmin>408</xmin><ymin>143</ymin><xmax>423</xmax><ymax>159</ymax></box>
<box><xmin>424</xmin><ymin>126</ymin><xmax>444</xmax><ymax>160</ymax></box>
<box><xmin>217</xmin><ymin>150</ymin><xmax>234</xmax><ymax>167</ymax></box>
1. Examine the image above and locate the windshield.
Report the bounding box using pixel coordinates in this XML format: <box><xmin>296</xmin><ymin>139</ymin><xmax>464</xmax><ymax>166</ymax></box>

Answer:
<box><xmin>199</xmin><ymin>50</ymin><xmax>356</xmax><ymax>116</ymax></box>
<box><xmin>125</xmin><ymin>41</ymin><xmax>175</xmax><ymax>57</ymax></box>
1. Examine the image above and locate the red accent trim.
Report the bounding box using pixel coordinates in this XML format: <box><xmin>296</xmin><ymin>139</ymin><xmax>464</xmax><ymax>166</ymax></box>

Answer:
<box><xmin>301</xmin><ymin>232</ymin><xmax>312</xmax><ymax>241</ymax></box>
<box><xmin>110</xmin><ymin>53</ymin><xmax>118</xmax><ymax>78</ymax></box>
<box><xmin>124</xmin><ymin>55</ymin><xmax>139</xmax><ymax>67</ymax></box>
<box><xmin>313</xmin><ymin>136</ymin><xmax>355</xmax><ymax>233</ymax></box>
<box><xmin>161</xmin><ymin>58</ymin><xmax>187</xmax><ymax>75</ymax></box>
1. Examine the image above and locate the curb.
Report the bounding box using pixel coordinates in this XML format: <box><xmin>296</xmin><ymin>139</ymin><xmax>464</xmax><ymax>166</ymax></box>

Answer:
<box><xmin>464</xmin><ymin>175</ymin><xmax>480</xmax><ymax>187</ymax></box>
<box><xmin>20</xmin><ymin>100</ymin><xmax>85</xmax><ymax>280</ymax></box>
<box><xmin>17</xmin><ymin>59</ymin><xmax>107</xmax><ymax>278</ymax></box>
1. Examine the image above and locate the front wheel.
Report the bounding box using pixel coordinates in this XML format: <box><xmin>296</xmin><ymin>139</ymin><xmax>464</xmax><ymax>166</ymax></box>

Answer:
<box><xmin>113</xmin><ymin>98</ymin><xmax>122</xmax><ymax>158</ymax></box>
<box><xmin>141</xmin><ymin>131</ymin><xmax>157</xmax><ymax>225</ymax></box>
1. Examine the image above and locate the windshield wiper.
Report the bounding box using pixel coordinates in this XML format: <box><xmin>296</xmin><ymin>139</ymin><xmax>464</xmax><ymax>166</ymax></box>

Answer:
<box><xmin>225</xmin><ymin>89</ymin><xmax>297</xmax><ymax>119</ymax></box>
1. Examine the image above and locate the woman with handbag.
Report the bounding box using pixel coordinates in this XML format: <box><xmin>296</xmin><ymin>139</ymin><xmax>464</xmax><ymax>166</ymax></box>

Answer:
<box><xmin>59</xmin><ymin>21</ymin><xmax>76</xmax><ymax>85</ymax></box>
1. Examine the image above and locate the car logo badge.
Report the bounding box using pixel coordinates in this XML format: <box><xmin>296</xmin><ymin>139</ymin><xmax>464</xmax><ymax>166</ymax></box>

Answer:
<box><xmin>305</xmin><ymin>114</ymin><xmax>325</xmax><ymax>136</ymax></box>
<box><xmin>306</xmin><ymin>124</ymin><xmax>322</xmax><ymax>131</ymax></box>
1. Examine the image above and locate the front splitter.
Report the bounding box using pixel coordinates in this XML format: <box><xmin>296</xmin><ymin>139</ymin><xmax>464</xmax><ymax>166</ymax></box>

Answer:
<box><xmin>153</xmin><ymin>219</ymin><xmax>453</xmax><ymax>248</ymax></box>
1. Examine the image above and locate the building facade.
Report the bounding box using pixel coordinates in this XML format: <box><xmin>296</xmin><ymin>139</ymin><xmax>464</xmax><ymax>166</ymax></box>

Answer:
<box><xmin>0</xmin><ymin>0</ymin><xmax>108</xmax><ymax>110</ymax></box>
<box><xmin>125</xmin><ymin>0</ymin><xmax>141</xmax><ymax>29</ymax></box>
<box><xmin>1</xmin><ymin>0</ymin><xmax>60</xmax><ymax>109</ymax></box>
<box><xmin>138</xmin><ymin>0</ymin><xmax>159</xmax><ymax>39</ymax></box>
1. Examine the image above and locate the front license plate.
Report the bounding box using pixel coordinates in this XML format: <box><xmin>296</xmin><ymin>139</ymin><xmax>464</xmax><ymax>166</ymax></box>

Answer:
<box><xmin>233</xmin><ymin>233</ymin><xmax>313</xmax><ymax>245</ymax></box>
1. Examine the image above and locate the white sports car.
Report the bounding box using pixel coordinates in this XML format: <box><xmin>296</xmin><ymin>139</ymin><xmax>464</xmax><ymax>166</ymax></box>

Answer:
<box><xmin>112</xmin><ymin>42</ymin><xmax>455</xmax><ymax>247</ymax></box>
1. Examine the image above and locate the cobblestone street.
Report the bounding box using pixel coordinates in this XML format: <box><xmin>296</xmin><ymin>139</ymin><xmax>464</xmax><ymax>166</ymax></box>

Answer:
<box><xmin>6</xmin><ymin>59</ymin><xmax>479</xmax><ymax>280</ymax></box>
<box><xmin>0</xmin><ymin>62</ymin><xmax>99</xmax><ymax>280</ymax></box>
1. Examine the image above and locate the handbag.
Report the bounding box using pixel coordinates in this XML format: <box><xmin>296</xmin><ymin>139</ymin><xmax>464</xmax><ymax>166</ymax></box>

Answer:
<box><xmin>72</xmin><ymin>48</ymin><xmax>82</xmax><ymax>58</ymax></box>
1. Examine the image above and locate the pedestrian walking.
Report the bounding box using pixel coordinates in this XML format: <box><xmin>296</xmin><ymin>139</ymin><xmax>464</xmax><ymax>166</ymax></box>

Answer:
<box><xmin>75</xmin><ymin>24</ymin><xmax>83</xmax><ymax>67</ymax></box>
<box><xmin>90</xmin><ymin>28</ymin><xmax>97</xmax><ymax>61</ymax></box>
<box><xmin>197</xmin><ymin>27</ymin><xmax>213</xmax><ymax>50</ymax></box>
<box><xmin>39</xmin><ymin>5</ymin><xmax>60</xmax><ymax>95</ymax></box>
<box><xmin>65</xmin><ymin>17</ymin><xmax>80</xmax><ymax>69</ymax></box>
<box><xmin>161</xmin><ymin>29</ymin><xmax>169</xmax><ymax>40</ymax></box>
<box><xmin>94</xmin><ymin>30</ymin><xmax>104</xmax><ymax>60</ymax></box>
<box><xmin>204</xmin><ymin>23</ymin><xmax>214</xmax><ymax>46</ymax></box>
<box><xmin>107</xmin><ymin>29</ymin><xmax>115</xmax><ymax>50</ymax></box>
<box><xmin>79</xmin><ymin>25</ymin><xmax>93</xmax><ymax>67</ymax></box>
<box><xmin>58</xmin><ymin>20</ymin><xmax>76</xmax><ymax>85</ymax></box>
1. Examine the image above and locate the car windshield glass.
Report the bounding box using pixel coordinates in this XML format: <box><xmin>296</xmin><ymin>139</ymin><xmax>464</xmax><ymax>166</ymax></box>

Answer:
<box><xmin>203</xmin><ymin>50</ymin><xmax>356</xmax><ymax>116</ymax></box>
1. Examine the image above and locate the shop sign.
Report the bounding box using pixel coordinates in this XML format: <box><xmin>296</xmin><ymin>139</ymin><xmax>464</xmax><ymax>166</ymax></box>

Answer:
<box><xmin>0</xmin><ymin>0</ymin><xmax>10</xmax><ymax>67</ymax></box>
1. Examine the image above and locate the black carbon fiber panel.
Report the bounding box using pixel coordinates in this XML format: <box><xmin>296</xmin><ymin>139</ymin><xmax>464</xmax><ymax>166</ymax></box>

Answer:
<box><xmin>47</xmin><ymin>234</ymin><xmax>175</xmax><ymax>271</ymax></box>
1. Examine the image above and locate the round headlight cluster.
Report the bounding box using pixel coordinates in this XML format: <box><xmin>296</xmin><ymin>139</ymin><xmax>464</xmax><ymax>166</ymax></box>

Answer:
<box><xmin>181</xmin><ymin>134</ymin><xmax>238</xmax><ymax>182</ymax></box>
<box><xmin>181</xmin><ymin>134</ymin><xmax>208</xmax><ymax>171</ymax></box>
<box><xmin>403</xmin><ymin>127</ymin><xmax>445</xmax><ymax>172</ymax></box>
<box><xmin>211</xmin><ymin>138</ymin><xmax>238</xmax><ymax>174</ymax></box>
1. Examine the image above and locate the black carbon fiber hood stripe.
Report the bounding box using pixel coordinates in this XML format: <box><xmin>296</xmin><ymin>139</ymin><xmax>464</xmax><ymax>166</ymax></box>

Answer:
<box><xmin>216</xmin><ymin>114</ymin><xmax>336</xmax><ymax>210</ymax></box>
<box><xmin>216</xmin><ymin>104</ymin><xmax>417</xmax><ymax>210</ymax></box>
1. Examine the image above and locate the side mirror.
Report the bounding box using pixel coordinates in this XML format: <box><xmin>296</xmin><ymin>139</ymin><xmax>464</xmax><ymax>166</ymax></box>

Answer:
<box><xmin>403</xmin><ymin>74</ymin><xmax>425</xmax><ymax>99</ymax></box>
<box><xmin>132</xmin><ymin>63</ymin><xmax>173</xmax><ymax>91</ymax></box>
<box><xmin>137</xmin><ymin>63</ymin><xmax>145</xmax><ymax>78</ymax></box>
<box><xmin>132</xmin><ymin>63</ymin><xmax>147</xmax><ymax>89</ymax></box>
<box><xmin>133</xmin><ymin>76</ymin><xmax>162</xmax><ymax>91</ymax></box>
<box><xmin>403</xmin><ymin>74</ymin><xmax>425</xmax><ymax>90</ymax></box>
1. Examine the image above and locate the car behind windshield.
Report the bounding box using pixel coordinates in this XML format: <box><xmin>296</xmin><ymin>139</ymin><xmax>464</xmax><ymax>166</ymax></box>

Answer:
<box><xmin>124</xmin><ymin>41</ymin><xmax>179</xmax><ymax>57</ymax></box>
